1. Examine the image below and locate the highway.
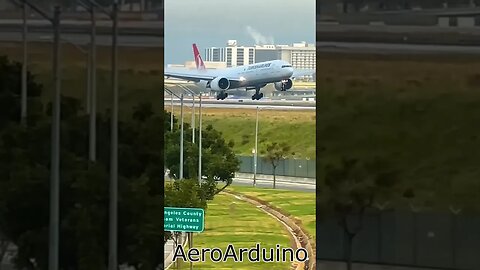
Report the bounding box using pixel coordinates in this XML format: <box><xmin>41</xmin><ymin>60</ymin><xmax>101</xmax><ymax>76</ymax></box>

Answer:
<box><xmin>317</xmin><ymin>41</ymin><xmax>480</xmax><ymax>54</ymax></box>
<box><xmin>0</xmin><ymin>32</ymin><xmax>162</xmax><ymax>47</ymax></box>
<box><xmin>232</xmin><ymin>178</ymin><xmax>315</xmax><ymax>192</ymax></box>
<box><xmin>2</xmin><ymin>20</ymin><xmax>480</xmax><ymax>54</ymax></box>
<box><xmin>316</xmin><ymin>23</ymin><xmax>480</xmax><ymax>34</ymax></box>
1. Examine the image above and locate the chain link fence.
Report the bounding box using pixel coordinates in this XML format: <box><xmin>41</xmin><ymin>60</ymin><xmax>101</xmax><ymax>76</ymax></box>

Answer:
<box><xmin>317</xmin><ymin>210</ymin><xmax>480</xmax><ymax>270</ymax></box>
<box><xmin>237</xmin><ymin>155</ymin><xmax>316</xmax><ymax>178</ymax></box>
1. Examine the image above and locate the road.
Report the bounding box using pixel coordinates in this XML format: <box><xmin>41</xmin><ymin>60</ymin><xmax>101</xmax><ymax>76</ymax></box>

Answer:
<box><xmin>317</xmin><ymin>41</ymin><xmax>480</xmax><ymax>54</ymax></box>
<box><xmin>232</xmin><ymin>178</ymin><xmax>315</xmax><ymax>192</ymax></box>
<box><xmin>316</xmin><ymin>23</ymin><xmax>480</xmax><ymax>34</ymax></box>
<box><xmin>0</xmin><ymin>32</ymin><xmax>162</xmax><ymax>47</ymax></box>
<box><xmin>3</xmin><ymin>20</ymin><xmax>480</xmax><ymax>54</ymax></box>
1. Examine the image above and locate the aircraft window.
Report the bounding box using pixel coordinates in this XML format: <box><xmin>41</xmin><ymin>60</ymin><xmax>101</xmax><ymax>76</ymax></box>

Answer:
<box><xmin>281</xmin><ymin>65</ymin><xmax>292</xmax><ymax>68</ymax></box>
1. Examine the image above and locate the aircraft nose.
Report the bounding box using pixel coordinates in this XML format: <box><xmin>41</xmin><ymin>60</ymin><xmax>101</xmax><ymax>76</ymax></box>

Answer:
<box><xmin>288</xmin><ymin>67</ymin><xmax>294</xmax><ymax>76</ymax></box>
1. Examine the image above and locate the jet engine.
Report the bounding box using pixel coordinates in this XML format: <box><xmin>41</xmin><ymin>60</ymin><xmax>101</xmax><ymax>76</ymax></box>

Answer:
<box><xmin>274</xmin><ymin>79</ymin><xmax>293</xmax><ymax>91</ymax></box>
<box><xmin>210</xmin><ymin>77</ymin><xmax>230</xmax><ymax>91</ymax></box>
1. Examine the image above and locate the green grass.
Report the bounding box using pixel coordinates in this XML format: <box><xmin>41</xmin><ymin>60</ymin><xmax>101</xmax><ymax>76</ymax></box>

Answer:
<box><xmin>227</xmin><ymin>185</ymin><xmax>316</xmax><ymax>239</ymax></box>
<box><xmin>170</xmin><ymin>107</ymin><xmax>316</xmax><ymax>159</ymax></box>
<box><xmin>316</xmin><ymin>52</ymin><xmax>480</xmax><ymax>203</ymax></box>
<box><xmin>173</xmin><ymin>193</ymin><xmax>292</xmax><ymax>270</ymax></box>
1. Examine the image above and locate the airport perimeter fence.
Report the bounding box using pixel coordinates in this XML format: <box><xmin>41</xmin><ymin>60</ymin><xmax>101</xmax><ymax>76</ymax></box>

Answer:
<box><xmin>237</xmin><ymin>155</ymin><xmax>316</xmax><ymax>178</ymax></box>
<box><xmin>317</xmin><ymin>210</ymin><xmax>480</xmax><ymax>270</ymax></box>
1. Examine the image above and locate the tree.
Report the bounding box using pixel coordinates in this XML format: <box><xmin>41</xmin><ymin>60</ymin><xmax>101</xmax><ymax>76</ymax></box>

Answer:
<box><xmin>0</xmin><ymin>56</ymin><xmax>43</xmax><ymax>128</ymax></box>
<box><xmin>164</xmin><ymin>117</ymin><xmax>240</xmax><ymax>195</ymax></box>
<box><xmin>0</xmin><ymin>98</ymin><xmax>166</xmax><ymax>269</ymax></box>
<box><xmin>264</xmin><ymin>142</ymin><xmax>291</xmax><ymax>189</ymax></box>
<box><xmin>318</xmin><ymin>157</ymin><xmax>401</xmax><ymax>270</ymax></box>
<box><xmin>164</xmin><ymin>179</ymin><xmax>209</xmax><ymax>244</ymax></box>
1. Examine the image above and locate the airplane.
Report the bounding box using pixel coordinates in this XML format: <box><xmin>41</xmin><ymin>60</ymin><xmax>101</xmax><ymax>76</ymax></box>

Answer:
<box><xmin>164</xmin><ymin>44</ymin><xmax>313</xmax><ymax>100</ymax></box>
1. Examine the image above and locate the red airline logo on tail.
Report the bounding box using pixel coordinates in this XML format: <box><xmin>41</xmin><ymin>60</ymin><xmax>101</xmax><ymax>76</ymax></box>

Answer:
<box><xmin>193</xmin><ymin>43</ymin><xmax>206</xmax><ymax>70</ymax></box>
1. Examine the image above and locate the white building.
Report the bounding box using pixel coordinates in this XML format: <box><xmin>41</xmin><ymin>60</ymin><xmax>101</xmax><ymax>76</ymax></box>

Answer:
<box><xmin>205</xmin><ymin>40</ymin><xmax>255</xmax><ymax>67</ymax></box>
<box><xmin>255</xmin><ymin>41</ymin><xmax>316</xmax><ymax>70</ymax></box>
<box><xmin>204</xmin><ymin>40</ymin><xmax>316</xmax><ymax>73</ymax></box>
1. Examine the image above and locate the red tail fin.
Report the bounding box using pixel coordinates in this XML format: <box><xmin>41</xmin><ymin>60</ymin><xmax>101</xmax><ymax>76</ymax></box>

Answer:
<box><xmin>193</xmin><ymin>43</ymin><xmax>206</xmax><ymax>70</ymax></box>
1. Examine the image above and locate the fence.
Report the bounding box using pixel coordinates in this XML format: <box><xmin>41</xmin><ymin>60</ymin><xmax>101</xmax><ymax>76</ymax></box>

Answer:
<box><xmin>317</xmin><ymin>210</ymin><xmax>480</xmax><ymax>270</ymax></box>
<box><xmin>237</xmin><ymin>155</ymin><xmax>316</xmax><ymax>178</ymax></box>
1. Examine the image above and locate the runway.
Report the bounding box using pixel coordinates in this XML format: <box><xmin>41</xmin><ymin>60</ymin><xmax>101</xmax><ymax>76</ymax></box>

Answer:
<box><xmin>165</xmin><ymin>98</ymin><xmax>316</xmax><ymax>110</ymax></box>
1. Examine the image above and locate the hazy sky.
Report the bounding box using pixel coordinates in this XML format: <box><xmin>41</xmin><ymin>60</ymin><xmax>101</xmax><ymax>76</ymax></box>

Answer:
<box><xmin>164</xmin><ymin>0</ymin><xmax>315</xmax><ymax>65</ymax></box>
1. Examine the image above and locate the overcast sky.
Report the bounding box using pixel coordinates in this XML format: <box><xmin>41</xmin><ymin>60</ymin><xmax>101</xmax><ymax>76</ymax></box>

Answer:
<box><xmin>164</xmin><ymin>0</ymin><xmax>315</xmax><ymax>65</ymax></box>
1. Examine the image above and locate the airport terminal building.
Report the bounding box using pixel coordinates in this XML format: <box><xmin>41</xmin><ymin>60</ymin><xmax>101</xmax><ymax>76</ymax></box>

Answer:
<box><xmin>204</xmin><ymin>40</ymin><xmax>316</xmax><ymax>77</ymax></box>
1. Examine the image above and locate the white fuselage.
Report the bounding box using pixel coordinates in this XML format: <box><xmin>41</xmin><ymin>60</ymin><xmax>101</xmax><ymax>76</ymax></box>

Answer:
<box><xmin>201</xmin><ymin>60</ymin><xmax>294</xmax><ymax>90</ymax></box>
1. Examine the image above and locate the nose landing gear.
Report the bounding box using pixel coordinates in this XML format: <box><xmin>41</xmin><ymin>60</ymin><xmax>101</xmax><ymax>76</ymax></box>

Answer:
<box><xmin>216</xmin><ymin>91</ymin><xmax>228</xmax><ymax>100</ymax></box>
<box><xmin>251</xmin><ymin>86</ymin><xmax>264</xmax><ymax>100</ymax></box>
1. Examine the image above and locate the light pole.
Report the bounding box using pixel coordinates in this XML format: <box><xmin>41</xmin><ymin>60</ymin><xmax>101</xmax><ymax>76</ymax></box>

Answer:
<box><xmin>178</xmin><ymin>84</ymin><xmax>196</xmax><ymax>144</ymax></box>
<box><xmin>7</xmin><ymin>0</ymin><xmax>28</xmax><ymax>125</ymax></box>
<box><xmin>254</xmin><ymin>106</ymin><xmax>259</xmax><ymax>187</ymax></box>
<box><xmin>50</xmin><ymin>7</ymin><xmax>61</xmax><ymax>270</ymax></box>
<box><xmin>180</xmin><ymin>93</ymin><xmax>184</xmax><ymax>179</ymax></box>
<box><xmin>80</xmin><ymin>1</ymin><xmax>119</xmax><ymax>268</ymax></box>
<box><xmin>253</xmin><ymin>106</ymin><xmax>274</xmax><ymax>187</ymax></box>
<box><xmin>170</xmin><ymin>92</ymin><xmax>174</xmax><ymax>131</ymax></box>
<box><xmin>79</xmin><ymin>0</ymin><xmax>99</xmax><ymax>162</ymax></box>
<box><xmin>165</xmin><ymin>87</ymin><xmax>191</xmax><ymax>181</ymax></box>
<box><xmin>192</xmin><ymin>94</ymin><xmax>195</xmax><ymax>143</ymax></box>
<box><xmin>108</xmin><ymin>2</ymin><xmax>119</xmax><ymax>270</ymax></box>
<box><xmin>198</xmin><ymin>93</ymin><xmax>202</xmax><ymax>185</ymax></box>
<box><xmin>21</xmin><ymin>1</ymin><xmax>27</xmax><ymax>126</ymax></box>
<box><xmin>20</xmin><ymin>2</ymin><xmax>62</xmax><ymax>269</ymax></box>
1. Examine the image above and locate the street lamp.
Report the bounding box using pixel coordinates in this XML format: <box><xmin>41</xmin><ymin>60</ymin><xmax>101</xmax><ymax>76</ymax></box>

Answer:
<box><xmin>178</xmin><ymin>84</ymin><xmax>196</xmax><ymax>144</ymax></box>
<box><xmin>253</xmin><ymin>106</ymin><xmax>275</xmax><ymax>187</ymax></box>
<box><xmin>254</xmin><ymin>106</ymin><xmax>259</xmax><ymax>186</ymax></box>
<box><xmin>179</xmin><ymin>93</ymin><xmax>184</xmax><ymax>179</ymax></box>
<box><xmin>198</xmin><ymin>92</ymin><xmax>202</xmax><ymax>185</ymax></box>
<box><xmin>165</xmin><ymin>87</ymin><xmax>184</xmax><ymax>180</ymax></box>
<box><xmin>78</xmin><ymin>0</ymin><xmax>100</xmax><ymax>163</ymax></box>
<box><xmin>18</xmin><ymin>2</ymin><xmax>62</xmax><ymax>270</ymax></box>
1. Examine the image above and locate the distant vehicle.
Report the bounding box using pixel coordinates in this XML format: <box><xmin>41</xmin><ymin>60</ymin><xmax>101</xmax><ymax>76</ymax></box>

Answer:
<box><xmin>165</xmin><ymin>44</ymin><xmax>314</xmax><ymax>101</ymax></box>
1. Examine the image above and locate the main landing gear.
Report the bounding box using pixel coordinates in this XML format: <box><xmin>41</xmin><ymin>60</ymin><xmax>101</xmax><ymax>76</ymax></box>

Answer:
<box><xmin>216</xmin><ymin>91</ymin><xmax>228</xmax><ymax>100</ymax></box>
<box><xmin>251</xmin><ymin>87</ymin><xmax>263</xmax><ymax>100</ymax></box>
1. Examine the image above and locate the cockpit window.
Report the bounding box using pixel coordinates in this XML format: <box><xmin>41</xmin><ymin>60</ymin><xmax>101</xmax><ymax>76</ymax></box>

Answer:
<box><xmin>281</xmin><ymin>65</ymin><xmax>292</xmax><ymax>68</ymax></box>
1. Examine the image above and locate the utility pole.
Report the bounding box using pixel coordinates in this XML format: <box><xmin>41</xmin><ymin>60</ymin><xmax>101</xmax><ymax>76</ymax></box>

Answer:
<box><xmin>89</xmin><ymin>3</ymin><xmax>97</xmax><ymax>162</ymax></box>
<box><xmin>50</xmin><ymin>6</ymin><xmax>62</xmax><ymax>270</ymax></box>
<box><xmin>198</xmin><ymin>93</ymin><xmax>202</xmax><ymax>185</ymax></box>
<box><xmin>21</xmin><ymin>1</ymin><xmax>28</xmax><ymax>126</ymax></box>
<box><xmin>192</xmin><ymin>94</ymin><xmax>195</xmax><ymax>143</ymax></box>
<box><xmin>180</xmin><ymin>93</ymin><xmax>184</xmax><ymax>179</ymax></box>
<box><xmin>254</xmin><ymin>106</ymin><xmax>259</xmax><ymax>187</ymax></box>
<box><xmin>19</xmin><ymin>2</ymin><xmax>62</xmax><ymax>269</ymax></box>
<box><xmin>108</xmin><ymin>2</ymin><xmax>119</xmax><ymax>270</ymax></box>
<box><xmin>170</xmin><ymin>92</ymin><xmax>174</xmax><ymax>131</ymax></box>
<box><xmin>17</xmin><ymin>2</ymin><xmax>62</xmax><ymax>268</ymax></box>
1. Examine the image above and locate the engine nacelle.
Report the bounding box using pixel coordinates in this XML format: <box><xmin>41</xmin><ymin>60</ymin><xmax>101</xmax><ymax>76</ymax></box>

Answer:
<box><xmin>274</xmin><ymin>79</ymin><xmax>293</xmax><ymax>91</ymax></box>
<box><xmin>210</xmin><ymin>77</ymin><xmax>230</xmax><ymax>91</ymax></box>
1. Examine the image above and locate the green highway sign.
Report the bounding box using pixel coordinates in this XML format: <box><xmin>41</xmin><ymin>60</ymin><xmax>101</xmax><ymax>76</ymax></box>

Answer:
<box><xmin>164</xmin><ymin>207</ymin><xmax>205</xmax><ymax>233</ymax></box>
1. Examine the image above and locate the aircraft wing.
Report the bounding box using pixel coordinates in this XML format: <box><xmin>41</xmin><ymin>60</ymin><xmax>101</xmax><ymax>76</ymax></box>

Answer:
<box><xmin>291</xmin><ymin>69</ymin><xmax>315</xmax><ymax>80</ymax></box>
<box><xmin>164</xmin><ymin>68</ymin><xmax>244</xmax><ymax>83</ymax></box>
<box><xmin>164</xmin><ymin>68</ymin><xmax>215</xmax><ymax>82</ymax></box>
